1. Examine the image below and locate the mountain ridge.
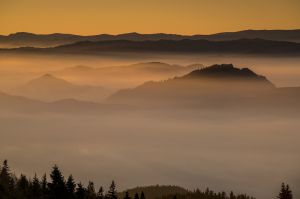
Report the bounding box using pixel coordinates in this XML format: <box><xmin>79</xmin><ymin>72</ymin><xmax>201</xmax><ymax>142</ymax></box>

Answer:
<box><xmin>2</xmin><ymin>38</ymin><xmax>300</xmax><ymax>55</ymax></box>
<box><xmin>1</xmin><ymin>29</ymin><xmax>300</xmax><ymax>48</ymax></box>
<box><xmin>51</xmin><ymin>62</ymin><xmax>200</xmax><ymax>90</ymax></box>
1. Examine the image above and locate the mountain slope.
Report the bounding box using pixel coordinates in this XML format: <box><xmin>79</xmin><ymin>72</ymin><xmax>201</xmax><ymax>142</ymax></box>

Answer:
<box><xmin>11</xmin><ymin>74</ymin><xmax>109</xmax><ymax>102</ymax></box>
<box><xmin>181</xmin><ymin>64</ymin><xmax>272</xmax><ymax>83</ymax></box>
<box><xmin>108</xmin><ymin>64</ymin><xmax>300</xmax><ymax>109</ymax></box>
<box><xmin>1</xmin><ymin>29</ymin><xmax>300</xmax><ymax>48</ymax></box>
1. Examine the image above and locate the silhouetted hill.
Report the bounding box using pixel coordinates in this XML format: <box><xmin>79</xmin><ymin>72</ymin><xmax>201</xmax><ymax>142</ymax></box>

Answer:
<box><xmin>10</xmin><ymin>74</ymin><xmax>109</xmax><ymax>102</ymax></box>
<box><xmin>108</xmin><ymin>64</ymin><xmax>300</xmax><ymax>110</ymax></box>
<box><xmin>119</xmin><ymin>185</ymin><xmax>188</xmax><ymax>199</ymax></box>
<box><xmin>2</xmin><ymin>39</ymin><xmax>300</xmax><ymax>55</ymax></box>
<box><xmin>1</xmin><ymin>29</ymin><xmax>300</xmax><ymax>48</ymax></box>
<box><xmin>182</xmin><ymin>64</ymin><xmax>272</xmax><ymax>84</ymax></box>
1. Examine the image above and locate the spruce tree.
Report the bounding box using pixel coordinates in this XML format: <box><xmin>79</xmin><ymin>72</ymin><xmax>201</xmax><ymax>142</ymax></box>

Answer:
<box><xmin>16</xmin><ymin>174</ymin><xmax>30</xmax><ymax>198</ymax></box>
<box><xmin>97</xmin><ymin>186</ymin><xmax>104</xmax><ymax>199</ymax></box>
<box><xmin>66</xmin><ymin>175</ymin><xmax>76</xmax><ymax>198</ymax></box>
<box><xmin>87</xmin><ymin>181</ymin><xmax>97</xmax><ymax>199</ymax></box>
<box><xmin>48</xmin><ymin>165</ymin><xmax>67</xmax><ymax>199</ymax></box>
<box><xmin>0</xmin><ymin>160</ymin><xmax>14</xmax><ymax>198</ymax></box>
<box><xmin>76</xmin><ymin>182</ymin><xmax>86</xmax><ymax>199</ymax></box>
<box><xmin>134</xmin><ymin>193</ymin><xmax>139</xmax><ymax>199</ymax></box>
<box><xmin>30</xmin><ymin>173</ymin><xmax>42</xmax><ymax>199</ymax></box>
<box><xmin>0</xmin><ymin>160</ymin><xmax>9</xmax><ymax>178</ymax></box>
<box><xmin>107</xmin><ymin>181</ymin><xmax>118</xmax><ymax>199</ymax></box>
<box><xmin>229</xmin><ymin>191</ymin><xmax>235</xmax><ymax>199</ymax></box>
<box><xmin>285</xmin><ymin>185</ymin><xmax>293</xmax><ymax>199</ymax></box>
<box><xmin>41</xmin><ymin>173</ymin><xmax>48</xmax><ymax>199</ymax></box>
<box><xmin>140</xmin><ymin>191</ymin><xmax>145</xmax><ymax>199</ymax></box>
<box><xmin>124</xmin><ymin>191</ymin><xmax>131</xmax><ymax>199</ymax></box>
<box><xmin>277</xmin><ymin>183</ymin><xmax>293</xmax><ymax>199</ymax></box>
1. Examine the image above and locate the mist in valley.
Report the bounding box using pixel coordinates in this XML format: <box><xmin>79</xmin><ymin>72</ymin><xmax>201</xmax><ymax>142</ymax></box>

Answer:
<box><xmin>0</xmin><ymin>52</ymin><xmax>299</xmax><ymax>199</ymax></box>
<box><xmin>1</xmin><ymin>53</ymin><xmax>300</xmax><ymax>91</ymax></box>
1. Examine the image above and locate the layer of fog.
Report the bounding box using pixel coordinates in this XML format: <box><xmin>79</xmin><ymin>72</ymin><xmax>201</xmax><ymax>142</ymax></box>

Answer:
<box><xmin>1</xmin><ymin>53</ymin><xmax>300</xmax><ymax>92</ymax></box>
<box><xmin>0</xmin><ymin>110</ymin><xmax>299</xmax><ymax>199</ymax></box>
<box><xmin>0</xmin><ymin>52</ymin><xmax>299</xmax><ymax>199</ymax></box>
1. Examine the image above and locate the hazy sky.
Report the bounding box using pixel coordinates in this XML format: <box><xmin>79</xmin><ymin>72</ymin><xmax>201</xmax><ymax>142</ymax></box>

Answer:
<box><xmin>0</xmin><ymin>0</ymin><xmax>300</xmax><ymax>35</ymax></box>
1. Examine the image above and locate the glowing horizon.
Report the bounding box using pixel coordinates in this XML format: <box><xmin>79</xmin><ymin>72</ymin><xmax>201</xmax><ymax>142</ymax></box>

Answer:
<box><xmin>1</xmin><ymin>0</ymin><xmax>300</xmax><ymax>36</ymax></box>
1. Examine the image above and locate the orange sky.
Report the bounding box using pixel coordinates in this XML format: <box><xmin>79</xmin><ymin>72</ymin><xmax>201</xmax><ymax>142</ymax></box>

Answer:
<box><xmin>1</xmin><ymin>0</ymin><xmax>299</xmax><ymax>35</ymax></box>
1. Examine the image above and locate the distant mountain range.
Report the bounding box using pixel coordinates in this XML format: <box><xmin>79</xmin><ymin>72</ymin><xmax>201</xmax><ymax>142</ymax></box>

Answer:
<box><xmin>58</xmin><ymin>62</ymin><xmax>200</xmax><ymax>75</ymax></box>
<box><xmin>10</xmin><ymin>74</ymin><xmax>109</xmax><ymax>102</ymax></box>
<box><xmin>0</xmin><ymin>62</ymin><xmax>201</xmax><ymax>105</ymax></box>
<box><xmin>2</xmin><ymin>38</ymin><xmax>300</xmax><ymax>55</ymax></box>
<box><xmin>1</xmin><ymin>64</ymin><xmax>300</xmax><ymax>113</ymax></box>
<box><xmin>52</xmin><ymin>62</ymin><xmax>201</xmax><ymax>90</ymax></box>
<box><xmin>0</xmin><ymin>29</ymin><xmax>300</xmax><ymax>48</ymax></box>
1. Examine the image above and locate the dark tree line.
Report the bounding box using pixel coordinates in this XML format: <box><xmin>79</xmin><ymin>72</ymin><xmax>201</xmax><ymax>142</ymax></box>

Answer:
<box><xmin>0</xmin><ymin>160</ymin><xmax>121</xmax><ymax>199</ymax></box>
<box><xmin>0</xmin><ymin>160</ymin><xmax>293</xmax><ymax>199</ymax></box>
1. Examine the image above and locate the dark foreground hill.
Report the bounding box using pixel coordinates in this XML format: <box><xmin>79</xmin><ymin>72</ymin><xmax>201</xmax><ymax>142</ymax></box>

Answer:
<box><xmin>119</xmin><ymin>185</ymin><xmax>256</xmax><ymax>199</ymax></box>
<box><xmin>2</xmin><ymin>38</ymin><xmax>300</xmax><ymax>56</ymax></box>
<box><xmin>1</xmin><ymin>29</ymin><xmax>300</xmax><ymax>48</ymax></box>
<box><xmin>108</xmin><ymin>64</ymin><xmax>300</xmax><ymax>111</ymax></box>
<box><xmin>119</xmin><ymin>185</ymin><xmax>188</xmax><ymax>199</ymax></box>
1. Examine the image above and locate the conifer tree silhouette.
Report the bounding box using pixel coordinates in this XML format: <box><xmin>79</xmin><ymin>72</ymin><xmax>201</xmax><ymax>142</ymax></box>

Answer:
<box><xmin>140</xmin><ymin>191</ymin><xmax>145</xmax><ymax>199</ymax></box>
<box><xmin>87</xmin><ymin>181</ymin><xmax>97</xmax><ymax>199</ymax></box>
<box><xmin>97</xmin><ymin>186</ymin><xmax>104</xmax><ymax>199</ymax></box>
<box><xmin>124</xmin><ymin>191</ymin><xmax>131</xmax><ymax>199</ymax></box>
<box><xmin>0</xmin><ymin>160</ymin><xmax>14</xmax><ymax>198</ymax></box>
<box><xmin>76</xmin><ymin>182</ymin><xmax>86</xmax><ymax>199</ymax></box>
<box><xmin>48</xmin><ymin>165</ymin><xmax>67</xmax><ymax>199</ymax></box>
<box><xmin>134</xmin><ymin>192</ymin><xmax>139</xmax><ymax>199</ymax></box>
<box><xmin>41</xmin><ymin>173</ymin><xmax>48</xmax><ymax>198</ymax></box>
<box><xmin>30</xmin><ymin>173</ymin><xmax>42</xmax><ymax>199</ymax></box>
<box><xmin>107</xmin><ymin>181</ymin><xmax>118</xmax><ymax>199</ymax></box>
<box><xmin>66</xmin><ymin>175</ymin><xmax>76</xmax><ymax>198</ymax></box>
<box><xmin>277</xmin><ymin>183</ymin><xmax>293</xmax><ymax>199</ymax></box>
